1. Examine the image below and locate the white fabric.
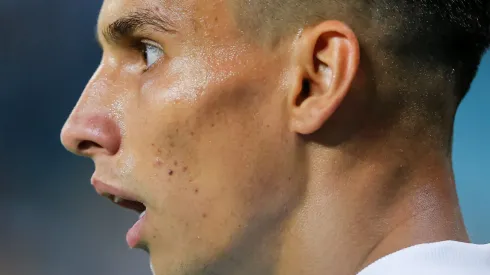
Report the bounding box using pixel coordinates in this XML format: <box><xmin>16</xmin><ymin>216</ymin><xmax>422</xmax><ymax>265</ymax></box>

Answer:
<box><xmin>357</xmin><ymin>241</ymin><xmax>490</xmax><ymax>275</ymax></box>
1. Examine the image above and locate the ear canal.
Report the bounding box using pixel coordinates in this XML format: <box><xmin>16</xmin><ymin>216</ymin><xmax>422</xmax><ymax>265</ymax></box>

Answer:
<box><xmin>296</xmin><ymin>79</ymin><xmax>311</xmax><ymax>106</ymax></box>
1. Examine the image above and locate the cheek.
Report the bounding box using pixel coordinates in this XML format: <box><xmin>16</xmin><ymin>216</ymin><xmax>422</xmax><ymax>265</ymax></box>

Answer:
<box><xmin>134</xmin><ymin>57</ymin><xmax>290</xmax><ymax>197</ymax></box>
<box><xmin>141</xmin><ymin>54</ymin><xmax>222</xmax><ymax>104</ymax></box>
<box><xmin>117</xmin><ymin>50</ymin><xmax>300</xmax><ymax>247</ymax></box>
<box><xmin>117</xmin><ymin>57</ymin><xmax>208</xmax><ymax>179</ymax></box>
<box><xmin>116</xmin><ymin>74</ymin><xmax>212</xmax><ymax>214</ymax></box>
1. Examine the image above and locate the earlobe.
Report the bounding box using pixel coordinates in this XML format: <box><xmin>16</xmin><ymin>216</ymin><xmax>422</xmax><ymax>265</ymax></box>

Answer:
<box><xmin>290</xmin><ymin>21</ymin><xmax>360</xmax><ymax>135</ymax></box>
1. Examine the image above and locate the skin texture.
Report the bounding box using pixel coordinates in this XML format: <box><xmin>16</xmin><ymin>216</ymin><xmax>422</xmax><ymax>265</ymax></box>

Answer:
<box><xmin>61</xmin><ymin>0</ymin><xmax>470</xmax><ymax>274</ymax></box>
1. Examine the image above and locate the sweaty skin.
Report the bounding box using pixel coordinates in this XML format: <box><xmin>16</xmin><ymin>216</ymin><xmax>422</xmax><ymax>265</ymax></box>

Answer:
<box><xmin>61</xmin><ymin>0</ymin><xmax>469</xmax><ymax>275</ymax></box>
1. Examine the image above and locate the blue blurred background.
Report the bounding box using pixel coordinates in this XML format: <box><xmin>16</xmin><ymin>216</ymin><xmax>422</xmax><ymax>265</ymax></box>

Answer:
<box><xmin>0</xmin><ymin>1</ymin><xmax>488</xmax><ymax>275</ymax></box>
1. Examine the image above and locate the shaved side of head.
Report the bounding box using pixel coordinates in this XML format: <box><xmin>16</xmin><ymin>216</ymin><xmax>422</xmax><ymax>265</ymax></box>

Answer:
<box><xmin>230</xmin><ymin>0</ymin><xmax>490</xmax><ymax>148</ymax></box>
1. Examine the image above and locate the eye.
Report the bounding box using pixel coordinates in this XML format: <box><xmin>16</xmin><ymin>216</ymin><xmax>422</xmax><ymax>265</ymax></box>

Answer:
<box><xmin>141</xmin><ymin>40</ymin><xmax>164</xmax><ymax>70</ymax></box>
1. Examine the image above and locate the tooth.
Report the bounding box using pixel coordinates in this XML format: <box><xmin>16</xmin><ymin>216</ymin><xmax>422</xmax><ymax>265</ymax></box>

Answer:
<box><xmin>140</xmin><ymin>210</ymin><xmax>146</xmax><ymax>219</ymax></box>
<box><xmin>113</xmin><ymin>196</ymin><xmax>123</xmax><ymax>204</ymax></box>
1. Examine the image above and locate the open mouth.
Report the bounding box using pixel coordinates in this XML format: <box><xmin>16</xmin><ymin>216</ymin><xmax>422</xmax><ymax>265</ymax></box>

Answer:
<box><xmin>106</xmin><ymin>194</ymin><xmax>146</xmax><ymax>216</ymax></box>
<box><xmin>91</xmin><ymin>179</ymin><xmax>149</xmax><ymax>248</ymax></box>
<box><xmin>104</xmin><ymin>193</ymin><xmax>149</xmax><ymax>248</ymax></box>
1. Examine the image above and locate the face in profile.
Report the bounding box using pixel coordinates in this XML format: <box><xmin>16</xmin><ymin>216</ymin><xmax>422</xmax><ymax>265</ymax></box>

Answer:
<box><xmin>61</xmin><ymin>0</ymin><xmax>305</xmax><ymax>273</ymax></box>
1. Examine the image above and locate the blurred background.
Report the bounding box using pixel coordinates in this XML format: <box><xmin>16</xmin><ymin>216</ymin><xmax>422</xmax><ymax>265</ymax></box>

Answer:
<box><xmin>0</xmin><ymin>1</ymin><xmax>488</xmax><ymax>275</ymax></box>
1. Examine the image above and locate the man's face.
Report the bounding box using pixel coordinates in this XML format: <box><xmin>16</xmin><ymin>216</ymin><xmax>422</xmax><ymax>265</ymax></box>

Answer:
<box><xmin>62</xmin><ymin>0</ymin><xmax>303</xmax><ymax>273</ymax></box>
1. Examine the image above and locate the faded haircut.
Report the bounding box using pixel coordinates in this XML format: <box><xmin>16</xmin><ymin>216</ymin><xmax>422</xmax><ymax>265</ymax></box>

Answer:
<box><xmin>231</xmin><ymin>0</ymin><xmax>490</xmax><ymax>146</ymax></box>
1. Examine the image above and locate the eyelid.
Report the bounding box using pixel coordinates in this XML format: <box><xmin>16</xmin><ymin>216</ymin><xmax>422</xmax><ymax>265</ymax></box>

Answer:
<box><xmin>140</xmin><ymin>39</ymin><xmax>163</xmax><ymax>51</ymax></box>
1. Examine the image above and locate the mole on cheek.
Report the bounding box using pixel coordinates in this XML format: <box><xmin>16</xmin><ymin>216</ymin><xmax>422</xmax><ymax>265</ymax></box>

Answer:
<box><xmin>195</xmin><ymin>188</ymin><xmax>199</xmax><ymax>194</ymax></box>
<box><xmin>202</xmin><ymin>213</ymin><xmax>207</xmax><ymax>218</ymax></box>
<box><xmin>169</xmin><ymin>170</ymin><xmax>174</xmax><ymax>176</ymax></box>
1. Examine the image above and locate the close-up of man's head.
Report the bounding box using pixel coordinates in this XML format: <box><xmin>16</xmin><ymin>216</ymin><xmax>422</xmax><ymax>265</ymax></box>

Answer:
<box><xmin>60</xmin><ymin>0</ymin><xmax>490</xmax><ymax>275</ymax></box>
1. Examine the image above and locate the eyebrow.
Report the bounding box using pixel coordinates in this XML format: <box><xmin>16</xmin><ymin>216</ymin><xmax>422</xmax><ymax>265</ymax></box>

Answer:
<box><xmin>98</xmin><ymin>9</ymin><xmax>177</xmax><ymax>46</ymax></box>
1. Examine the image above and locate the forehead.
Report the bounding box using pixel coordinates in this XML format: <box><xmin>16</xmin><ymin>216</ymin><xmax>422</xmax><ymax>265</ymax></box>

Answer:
<box><xmin>98</xmin><ymin>0</ymin><xmax>231</xmax><ymax>34</ymax></box>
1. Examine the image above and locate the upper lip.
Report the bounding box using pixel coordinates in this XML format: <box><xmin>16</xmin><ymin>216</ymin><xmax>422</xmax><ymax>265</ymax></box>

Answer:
<box><xmin>91</xmin><ymin>177</ymin><xmax>146</xmax><ymax>214</ymax></box>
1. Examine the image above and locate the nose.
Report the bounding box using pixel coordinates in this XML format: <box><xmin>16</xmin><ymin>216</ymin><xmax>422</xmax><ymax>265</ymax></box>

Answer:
<box><xmin>61</xmin><ymin>62</ymin><xmax>123</xmax><ymax>157</ymax></box>
<box><xmin>61</xmin><ymin>114</ymin><xmax>121</xmax><ymax>157</ymax></box>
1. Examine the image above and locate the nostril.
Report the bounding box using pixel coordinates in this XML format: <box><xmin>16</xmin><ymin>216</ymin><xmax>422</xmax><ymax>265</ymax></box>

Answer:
<box><xmin>62</xmin><ymin>114</ymin><xmax>121</xmax><ymax>156</ymax></box>
<box><xmin>78</xmin><ymin>140</ymin><xmax>103</xmax><ymax>152</ymax></box>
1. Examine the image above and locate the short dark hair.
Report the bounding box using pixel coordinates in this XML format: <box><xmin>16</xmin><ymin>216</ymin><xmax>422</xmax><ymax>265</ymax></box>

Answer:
<box><xmin>231</xmin><ymin>0</ymin><xmax>490</xmax><ymax>145</ymax></box>
<box><xmin>382</xmin><ymin>0</ymin><xmax>490</xmax><ymax>100</ymax></box>
<box><xmin>232</xmin><ymin>0</ymin><xmax>490</xmax><ymax>97</ymax></box>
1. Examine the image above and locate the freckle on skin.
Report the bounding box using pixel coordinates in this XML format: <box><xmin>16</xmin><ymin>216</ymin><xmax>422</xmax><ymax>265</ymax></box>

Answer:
<box><xmin>170</xmin><ymin>142</ymin><xmax>175</xmax><ymax>148</ymax></box>
<box><xmin>174</xmin><ymin>161</ymin><xmax>178</xmax><ymax>166</ymax></box>
<box><xmin>195</xmin><ymin>188</ymin><xmax>199</xmax><ymax>194</ymax></box>
<box><xmin>169</xmin><ymin>170</ymin><xmax>174</xmax><ymax>176</ymax></box>
<box><xmin>211</xmin><ymin>124</ymin><xmax>215</xmax><ymax>127</ymax></box>
<box><xmin>183</xmin><ymin>166</ymin><xmax>188</xmax><ymax>172</ymax></box>
<box><xmin>202</xmin><ymin>213</ymin><xmax>207</xmax><ymax>218</ymax></box>
<box><xmin>190</xmin><ymin>132</ymin><xmax>194</xmax><ymax>136</ymax></box>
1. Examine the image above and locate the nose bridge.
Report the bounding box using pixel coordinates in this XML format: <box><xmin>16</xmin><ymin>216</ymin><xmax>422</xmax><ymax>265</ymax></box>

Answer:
<box><xmin>79</xmin><ymin>64</ymin><xmax>119</xmax><ymax>111</ymax></box>
<box><xmin>61</xmin><ymin>64</ymin><xmax>123</xmax><ymax>157</ymax></box>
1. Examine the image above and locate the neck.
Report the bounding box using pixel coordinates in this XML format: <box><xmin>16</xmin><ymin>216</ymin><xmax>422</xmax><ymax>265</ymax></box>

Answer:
<box><xmin>275</xmin><ymin>142</ymin><xmax>468</xmax><ymax>275</ymax></box>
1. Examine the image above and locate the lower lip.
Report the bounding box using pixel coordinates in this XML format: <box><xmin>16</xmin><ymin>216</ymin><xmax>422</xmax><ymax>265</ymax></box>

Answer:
<box><xmin>126</xmin><ymin>212</ymin><xmax>147</xmax><ymax>248</ymax></box>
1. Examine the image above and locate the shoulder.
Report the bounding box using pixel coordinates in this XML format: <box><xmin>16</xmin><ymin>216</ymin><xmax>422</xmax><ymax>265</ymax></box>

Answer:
<box><xmin>357</xmin><ymin>241</ymin><xmax>490</xmax><ymax>275</ymax></box>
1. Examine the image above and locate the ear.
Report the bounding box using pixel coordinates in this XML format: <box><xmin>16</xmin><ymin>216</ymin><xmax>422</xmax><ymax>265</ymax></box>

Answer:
<box><xmin>289</xmin><ymin>20</ymin><xmax>360</xmax><ymax>135</ymax></box>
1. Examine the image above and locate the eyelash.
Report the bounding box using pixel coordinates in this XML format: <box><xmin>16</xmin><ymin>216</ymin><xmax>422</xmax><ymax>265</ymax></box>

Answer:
<box><xmin>130</xmin><ymin>39</ymin><xmax>163</xmax><ymax>71</ymax></box>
